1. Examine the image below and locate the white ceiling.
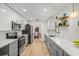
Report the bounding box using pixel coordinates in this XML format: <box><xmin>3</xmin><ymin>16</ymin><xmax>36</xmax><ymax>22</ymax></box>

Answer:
<box><xmin>7</xmin><ymin>3</ymin><xmax>71</xmax><ymax>21</ymax></box>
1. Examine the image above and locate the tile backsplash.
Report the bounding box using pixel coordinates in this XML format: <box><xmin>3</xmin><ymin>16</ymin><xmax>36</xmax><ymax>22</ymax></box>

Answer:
<box><xmin>59</xmin><ymin>26</ymin><xmax>79</xmax><ymax>41</ymax></box>
<box><xmin>0</xmin><ymin>31</ymin><xmax>7</xmax><ymax>40</ymax></box>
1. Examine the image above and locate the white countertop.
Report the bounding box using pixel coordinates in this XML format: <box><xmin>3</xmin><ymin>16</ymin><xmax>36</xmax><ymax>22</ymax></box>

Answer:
<box><xmin>45</xmin><ymin>33</ymin><xmax>79</xmax><ymax>56</ymax></box>
<box><xmin>0</xmin><ymin>39</ymin><xmax>17</xmax><ymax>48</ymax></box>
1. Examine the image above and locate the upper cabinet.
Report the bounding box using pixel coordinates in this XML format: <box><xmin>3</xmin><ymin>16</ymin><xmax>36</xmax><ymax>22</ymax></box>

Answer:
<box><xmin>0</xmin><ymin>4</ymin><xmax>28</xmax><ymax>31</ymax></box>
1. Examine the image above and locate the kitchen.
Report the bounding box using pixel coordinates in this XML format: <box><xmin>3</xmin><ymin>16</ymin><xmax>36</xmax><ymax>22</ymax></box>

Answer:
<box><xmin>0</xmin><ymin>3</ymin><xmax>79</xmax><ymax>56</ymax></box>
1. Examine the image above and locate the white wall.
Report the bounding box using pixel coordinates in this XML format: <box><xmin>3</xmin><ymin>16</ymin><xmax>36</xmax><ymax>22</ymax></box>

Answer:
<box><xmin>0</xmin><ymin>4</ymin><xmax>28</xmax><ymax>40</ymax></box>
<box><xmin>0</xmin><ymin>4</ymin><xmax>28</xmax><ymax>31</ymax></box>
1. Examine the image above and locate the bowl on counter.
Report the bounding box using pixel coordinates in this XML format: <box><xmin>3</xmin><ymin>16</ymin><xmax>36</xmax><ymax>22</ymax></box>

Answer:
<box><xmin>73</xmin><ymin>40</ymin><xmax>79</xmax><ymax>48</ymax></box>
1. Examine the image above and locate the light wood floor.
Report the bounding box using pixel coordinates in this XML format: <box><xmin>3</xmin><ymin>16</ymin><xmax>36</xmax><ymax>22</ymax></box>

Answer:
<box><xmin>21</xmin><ymin>38</ymin><xmax>50</xmax><ymax>56</ymax></box>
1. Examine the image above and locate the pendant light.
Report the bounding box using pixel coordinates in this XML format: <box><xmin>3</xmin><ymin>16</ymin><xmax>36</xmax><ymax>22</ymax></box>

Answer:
<box><xmin>70</xmin><ymin>3</ymin><xmax>78</xmax><ymax>18</ymax></box>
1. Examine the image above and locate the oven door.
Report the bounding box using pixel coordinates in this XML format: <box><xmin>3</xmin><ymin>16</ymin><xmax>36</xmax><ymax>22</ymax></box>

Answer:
<box><xmin>18</xmin><ymin>37</ymin><xmax>25</xmax><ymax>55</ymax></box>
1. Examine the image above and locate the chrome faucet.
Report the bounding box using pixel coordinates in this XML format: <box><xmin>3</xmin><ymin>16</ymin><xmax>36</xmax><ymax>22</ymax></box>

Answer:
<box><xmin>55</xmin><ymin>20</ymin><xmax>60</xmax><ymax>36</ymax></box>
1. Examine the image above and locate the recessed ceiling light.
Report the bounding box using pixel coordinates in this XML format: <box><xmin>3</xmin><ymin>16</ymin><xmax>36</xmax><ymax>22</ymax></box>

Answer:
<box><xmin>44</xmin><ymin>8</ymin><xmax>47</xmax><ymax>12</ymax></box>
<box><xmin>23</xmin><ymin>9</ymin><xmax>27</xmax><ymax>12</ymax></box>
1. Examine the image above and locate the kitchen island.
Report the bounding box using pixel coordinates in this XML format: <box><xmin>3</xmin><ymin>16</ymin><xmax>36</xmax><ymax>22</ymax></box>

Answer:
<box><xmin>44</xmin><ymin>33</ymin><xmax>79</xmax><ymax>56</ymax></box>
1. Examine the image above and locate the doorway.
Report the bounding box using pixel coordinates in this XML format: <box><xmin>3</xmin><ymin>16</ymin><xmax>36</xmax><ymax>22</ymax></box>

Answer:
<box><xmin>34</xmin><ymin>27</ymin><xmax>41</xmax><ymax>39</ymax></box>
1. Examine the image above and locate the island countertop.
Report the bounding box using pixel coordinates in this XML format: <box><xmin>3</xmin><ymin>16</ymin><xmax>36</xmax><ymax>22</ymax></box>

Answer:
<box><xmin>0</xmin><ymin>39</ymin><xmax>18</xmax><ymax>48</ymax></box>
<box><xmin>44</xmin><ymin>33</ymin><xmax>79</xmax><ymax>56</ymax></box>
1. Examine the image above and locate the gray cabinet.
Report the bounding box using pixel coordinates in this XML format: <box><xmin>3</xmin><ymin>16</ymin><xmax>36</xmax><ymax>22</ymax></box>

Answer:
<box><xmin>46</xmin><ymin>37</ymin><xmax>51</xmax><ymax>54</ymax></box>
<box><xmin>53</xmin><ymin>43</ymin><xmax>64</xmax><ymax>56</ymax></box>
<box><xmin>44</xmin><ymin>35</ymin><xmax>63</xmax><ymax>56</ymax></box>
<box><xmin>53</xmin><ymin>43</ymin><xmax>69</xmax><ymax>56</ymax></box>
<box><xmin>44</xmin><ymin>35</ymin><xmax>52</xmax><ymax>55</ymax></box>
<box><xmin>50</xmin><ymin>40</ymin><xmax>54</xmax><ymax>56</ymax></box>
<box><xmin>64</xmin><ymin>52</ymin><xmax>69</xmax><ymax>56</ymax></box>
<box><xmin>0</xmin><ymin>45</ymin><xmax>9</xmax><ymax>56</ymax></box>
<box><xmin>44</xmin><ymin>34</ymin><xmax>70</xmax><ymax>56</ymax></box>
<box><xmin>48</xmin><ymin>38</ymin><xmax>52</xmax><ymax>55</ymax></box>
<box><xmin>9</xmin><ymin>40</ymin><xmax>18</xmax><ymax>56</ymax></box>
<box><xmin>53</xmin><ymin>43</ymin><xmax>70</xmax><ymax>56</ymax></box>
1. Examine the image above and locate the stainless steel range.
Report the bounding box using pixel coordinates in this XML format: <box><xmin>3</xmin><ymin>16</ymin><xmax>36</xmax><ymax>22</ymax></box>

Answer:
<box><xmin>18</xmin><ymin>36</ymin><xmax>25</xmax><ymax>55</ymax></box>
<box><xmin>6</xmin><ymin>32</ymin><xmax>25</xmax><ymax>56</ymax></box>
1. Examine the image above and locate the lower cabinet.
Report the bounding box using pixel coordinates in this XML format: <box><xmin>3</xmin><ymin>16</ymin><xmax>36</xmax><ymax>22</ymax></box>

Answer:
<box><xmin>45</xmin><ymin>35</ymin><xmax>51</xmax><ymax>55</ymax></box>
<box><xmin>0</xmin><ymin>45</ymin><xmax>9</xmax><ymax>56</ymax></box>
<box><xmin>9</xmin><ymin>40</ymin><xmax>18</xmax><ymax>56</ymax></box>
<box><xmin>53</xmin><ymin>43</ymin><xmax>69</xmax><ymax>56</ymax></box>
<box><xmin>44</xmin><ymin>34</ymin><xmax>70</xmax><ymax>56</ymax></box>
<box><xmin>64</xmin><ymin>52</ymin><xmax>69</xmax><ymax>56</ymax></box>
<box><xmin>53</xmin><ymin>43</ymin><xmax>64</xmax><ymax>56</ymax></box>
<box><xmin>50</xmin><ymin>40</ymin><xmax>54</xmax><ymax>56</ymax></box>
<box><xmin>44</xmin><ymin>35</ymin><xmax>54</xmax><ymax>56</ymax></box>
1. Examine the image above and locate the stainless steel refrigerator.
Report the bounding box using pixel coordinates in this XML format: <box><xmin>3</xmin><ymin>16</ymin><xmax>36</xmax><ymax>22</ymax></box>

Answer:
<box><xmin>22</xmin><ymin>24</ymin><xmax>33</xmax><ymax>44</ymax></box>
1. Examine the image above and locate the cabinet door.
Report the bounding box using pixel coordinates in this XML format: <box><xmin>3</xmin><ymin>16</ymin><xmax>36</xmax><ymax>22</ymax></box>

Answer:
<box><xmin>9</xmin><ymin>40</ymin><xmax>18</xmax><ymax>56</ymax></box>
<box><xmin>47</xmin><ymin>37</ymin><xmax>51</xmax><ymax>52</ymax></box>
<box><xmin>24</xmin><ymin>34</ymin><xmax>28</xmax><ymax>46</ymax></box>
<box><xmin>53</xmin><ymin>43</ymin><xmax>64</xmax><ymax>56</ymax></box>
<box><xmin>44</xmin><ymin>35</ymin><xmax>50</xmax><ymax>54</ymax></box>
<box><xmin>53</xmin><ymin>44</ymin><xmax>56</xmax><ymax>56</ymax></box>
<box><xmin>44</xmin><ymin>34</ymin><xmax>47</xmax><ymax>44</ymax></box>
<box><xmin>50</xmin><ymin>40</ymin><xmax>54</xmax><ymax>56</ymax></box>
<box><xmin>44</xmin><ymin>35</ymin><xmax>54</xmax><ymax>56</ymax></box>
<box><xmin>45</xmin><ymin>36</ymin><xmax>49</xmax><ymax>48</ymax></box>
<box><xmin>48</xmin><ymin>39</ymin><xmax>52</xmax><ymax>55</ymax></box>
<box><xmin>0</xmin><ymin>45</ymin><xmax>9</xmax><ymax>56</ymax></box>
<box><xmin>64</xmin><ymin>52</ymin><xmax>69</xmax><ymax>56</ymax></box>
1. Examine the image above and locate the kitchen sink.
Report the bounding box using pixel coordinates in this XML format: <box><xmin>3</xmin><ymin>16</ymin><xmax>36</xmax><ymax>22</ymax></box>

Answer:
<box><xmin>49</xmin><ymin>35</ymin><xmax>55</xmax><ymax>37</ymax></box>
